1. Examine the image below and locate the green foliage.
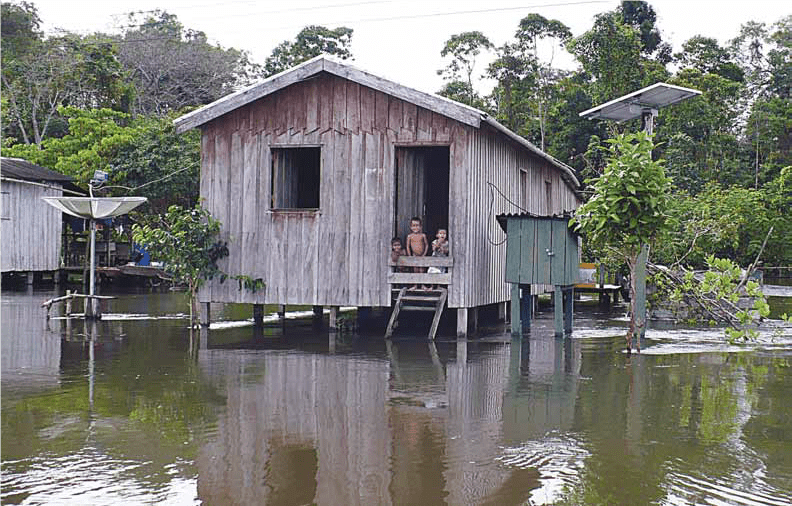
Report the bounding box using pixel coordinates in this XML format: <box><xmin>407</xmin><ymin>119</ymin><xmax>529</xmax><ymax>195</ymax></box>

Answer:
<box><xmin>263</xmin><ymin>25</ymin><xmax>353</xmax><ymax>77</ymax></box>
<box><xmin>132</xmin><ymin>204</ymin><xmax>229</xmax><ymax>324</ymax></box>
<box><xmin>574</xmin><ymin>132</ymin><xmax>671</xmax><ymax>349</ymax></box>
<box><xmin>574</xmin><ymin>132</ymin><xmax>671</xmax><ymax>255</ymax></box>
<box><xmin>664</xmin><ymin>256</ymin><xmax>771</xmax><ymax>342</ymax></box>
<box><xmin>438</xmin><ymin>31</ymin><xmax>494</xmax><ymax>107</ymax></box>
<box><xmin>654</xmin><ymin>170</ymin><xmax>792</xmax><ymax>269</ymax></box>
<box><xmin>109</xmin><ymin>114</ymin><xmax>201</xmax><ymax>213</ymax></box>
<box><xmin>4</xmin><ymin>107</ymin><xmax>201</xmax><ymax>212</ymax></box>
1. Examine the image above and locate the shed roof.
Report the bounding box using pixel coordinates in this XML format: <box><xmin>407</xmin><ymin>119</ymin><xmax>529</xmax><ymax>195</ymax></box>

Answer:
<box><xmin>173</xmin><ymin>55</ymin><xmax>580</xmax><ymax>189</ymax></box>
<box><xmin>496</xmin><ymin>212</ymin><xmax>578</xmax><ymax>234</ymax></box>
<box><xmin>1</xmin><ymin>157</ymin><xmax>73</xmax><ymax>182</ymax></box>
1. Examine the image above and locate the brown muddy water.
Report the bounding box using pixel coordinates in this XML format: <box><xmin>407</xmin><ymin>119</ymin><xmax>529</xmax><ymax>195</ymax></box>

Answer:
<box><xmin>2</xmin><ymin>287</ymin><xmax>791</xmax><ymax>505</ymax></box>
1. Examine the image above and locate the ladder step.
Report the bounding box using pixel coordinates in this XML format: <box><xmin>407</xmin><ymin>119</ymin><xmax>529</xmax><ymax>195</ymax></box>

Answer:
<box><xmin>400</xmin><ymin>305</ymin><xmax>438</xmax><ymax>311</ymax></box>
<box><xmin>401</xmin><ymin>295</ymin><xmax>442</xmax><ymax>302</ymax></box>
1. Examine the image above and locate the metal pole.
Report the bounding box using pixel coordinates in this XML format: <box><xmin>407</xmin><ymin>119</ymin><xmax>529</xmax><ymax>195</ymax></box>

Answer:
<box><xmin>88</xmin><ymin>218</ymin><xmax>96</xmax><ymax>318</ymax></box>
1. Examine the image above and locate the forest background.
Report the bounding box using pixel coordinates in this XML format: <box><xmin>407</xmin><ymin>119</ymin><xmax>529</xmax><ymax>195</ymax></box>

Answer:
<box><xmin>2</xmin><ymin>0</ymin><xmax>790</xmax><ymax>270</ymax></box>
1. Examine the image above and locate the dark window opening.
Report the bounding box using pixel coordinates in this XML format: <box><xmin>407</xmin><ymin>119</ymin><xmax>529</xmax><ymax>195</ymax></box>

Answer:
<box><xmin>271</xmin><ymin>147</ymin><xmax>320</xmax><ymax>209</ymax></box>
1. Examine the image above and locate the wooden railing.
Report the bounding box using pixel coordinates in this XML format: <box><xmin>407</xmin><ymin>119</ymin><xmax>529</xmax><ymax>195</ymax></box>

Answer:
<box><xmin>387</xmin><ymin>256</ymin><xmax>454</xmax><ymax>286</ymax></box>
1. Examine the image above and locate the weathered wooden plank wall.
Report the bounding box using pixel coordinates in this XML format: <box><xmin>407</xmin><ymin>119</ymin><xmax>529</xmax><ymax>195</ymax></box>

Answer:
<box><xmin>197</xmin><ymin>72</ymin><xmax>578</xmax><ymax>309</ymax></box>
<box><xmin>0</xmin><ymin>180</ymin><xmax>62</xmax><ymax>272</ymax></box>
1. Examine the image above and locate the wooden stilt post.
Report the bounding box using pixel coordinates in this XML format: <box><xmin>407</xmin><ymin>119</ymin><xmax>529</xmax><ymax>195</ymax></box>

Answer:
<box><xmin>563</xmin><ymin>287</ymin><xmax>574</xmax><ymax>334</ymax></box>
<box><xmin>253</xmin><ymin>304</ymin><xmax>264</xmax><ymax>327</ymax></box>
<box><xmin>26</xmin><ymin>272</ymin><xmax>34</xmax><ymax>285</ymax></box>
<box><xmin>554</xmin><ymin>285</ymin><xmax>564</xmax><ymax>337</ymax></box>
<box><xmin>65</xmin><ymin>290</ymin><xmax>72</xmax><ymax>316</ymax></box>
<box><xmin>329</xmin><ymin>306</ymin><xmax>339</xmax><ymax>331</ymax></box>
<box><xmin>470</xmin><ymin>306</ymin><xmax>478</xmax><ymax>333</ymax></box>
<box><xmin>520</xmin><ymin>284</ymin><xmax>532</xmax><ymax>332</ymax></box>
<box><xmin>498</xmin><ymin>301</ymin><xmax>507</xmax><ymax>321</ymax></box>
<box><xmin>456</xmin><ymin>307</ymin><xmax>468</xmax><ymax>338</ymax></box>
<box><xmin>199</xmin><ymin>302</ymin><xmax>211</xmax><ymax>327</ymax></box>
<box><xmin>510</xmin><ymin>284</ymin><xmax>521</xmax><ymax>336</ymax></box>
<box><xmin>278</xmin><ymin>304</ymin><xmax>286</xmax><ymax>320</ymax></box>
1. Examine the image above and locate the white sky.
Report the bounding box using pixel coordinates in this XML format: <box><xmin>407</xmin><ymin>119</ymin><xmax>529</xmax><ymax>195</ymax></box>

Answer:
<box><xmin>30</xmin><ymin>0</ymin><xmax>789</xmax><ymax>94</ymax></box>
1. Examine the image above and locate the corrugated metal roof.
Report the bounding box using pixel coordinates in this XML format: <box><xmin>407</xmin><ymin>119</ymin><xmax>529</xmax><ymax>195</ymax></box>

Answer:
<box><xmin>495</xmin><ymin>212</ymin><xmax>577</xmax><ymax>234</ymax></box>
<box><xmin>1</xmin><ymin>157</ymin><xmax>73</xmax><ymax>182</ymax></box>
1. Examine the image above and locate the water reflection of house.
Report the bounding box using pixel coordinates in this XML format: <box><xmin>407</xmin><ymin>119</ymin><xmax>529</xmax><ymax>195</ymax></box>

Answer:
<box><xmin>195</xmin><ymin>334</ymin><xmax>578</xmax><ymax>504</ymax></box>
<box><xmin>0</xmin><ymin>292</ymin><xmax>61</xmax><ymax>391</ymax></box>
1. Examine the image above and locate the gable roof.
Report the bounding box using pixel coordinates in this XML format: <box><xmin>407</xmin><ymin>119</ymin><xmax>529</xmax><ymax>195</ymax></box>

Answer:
<box><xmin>1</xmin><ymin>157</ymin><xmax>73</xmax><ymax>182</ymax></box>
<box><xmin>173</xmin><ymin>55</ymin><xmax>580</xmax><ymax>189</ymax></box>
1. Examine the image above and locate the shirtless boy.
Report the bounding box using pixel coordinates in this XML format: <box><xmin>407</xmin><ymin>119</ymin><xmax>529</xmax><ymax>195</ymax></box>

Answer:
<box><xmin>406</xmin><ymin>217</ymin><xmax>428</xmax><ymax>289</ymax></box>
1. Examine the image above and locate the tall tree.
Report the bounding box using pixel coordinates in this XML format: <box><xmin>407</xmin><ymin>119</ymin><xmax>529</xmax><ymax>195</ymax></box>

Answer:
<box><xmin>513</xmin><ymin>14</ymin><xmax>572</xmax><ymax>150</ymax></box>
<box><xmin>263</xmin><ymin>25</ymin><xmax>353</xmax><ymax>77</ymax></box>
<box><xmin>437</xmin><ymin>31</ymin><xmax>493</xmax><ymax>107</ymax></box>
<box><xmin>1</xmin><ymin>32</ymin><xmax>126</xmax><ymax>145</ymax></box>
<box><xmin>117</xmin><ymin>10</ymin><xmax>260</xmax><ymax>115</ymax></box>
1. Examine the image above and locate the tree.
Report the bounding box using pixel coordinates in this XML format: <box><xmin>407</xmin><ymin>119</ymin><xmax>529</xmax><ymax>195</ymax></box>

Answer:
<box><xmin>567</xmin><ymin>10</ymin><xmax>668</xmax><ymax>105</ymax></box>
<box><xmin>513</xmin><ymin>14</ymin><xmax>572</xmax><ymax>150</ymax></box>
<box><xmin>1</xmin><ymin>29</ymin><xmax>127</xmax><ymax>145</ymax></box>
<box><xmin>674</xmin><ymin>36</ymin><xmax>744</xmax><ymax>82</ymax></box>
<box><xmin>132</xmin><ymin>205</ymin><xmax>229</xmax><ymax>327</ymax></box>
<box><xmin>573</xmin><ymin>132</ymin><xmax>672</xmax><ymax>352</ymax></box>
<box><xmin>263</xmin><ymin>25</ymin><xmax>353</xmax><ymax>77</ymax></box>
<box><xmin>438</xmin><ymin>31</ymin><xmax>494</xmax><ymax>107</ymax></box>
<box><xmin>3</xmin><ymin>107</ymin><xmax>200</xmax><ymax>212</ymax></box>
<box><xmin>116</xmin><ymin>10</ymin><xmax>260</xmax><ymax>115</ymax></box>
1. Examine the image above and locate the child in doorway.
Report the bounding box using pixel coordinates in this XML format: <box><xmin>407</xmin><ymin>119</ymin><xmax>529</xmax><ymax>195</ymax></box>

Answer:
<box><xmin>406</xmin><ymin>217</ymin><xmax>429</xmax><ymax>289</ymax></box>
<box><xmin>390</xmin><ymin>237</ymin><xmax>407</xmax><ymax>272</ymax></box>
<box><xmin>428</xmin><ymin>228</ymin><xmax>449</xmax><ymax>289</ymax></box>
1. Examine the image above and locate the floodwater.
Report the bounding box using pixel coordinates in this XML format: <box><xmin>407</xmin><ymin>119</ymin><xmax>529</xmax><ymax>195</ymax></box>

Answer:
<box><xmin>2</xmin><ymin>287</ymin><xmax>791</xmax><ymax>506</ymax></box>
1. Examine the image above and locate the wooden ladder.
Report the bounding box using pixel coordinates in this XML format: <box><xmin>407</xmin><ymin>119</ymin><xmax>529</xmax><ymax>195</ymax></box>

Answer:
<box><xmin>385</xmin><ymin>287</ymin><xmax>448</xmax><ymax>340</ymax></box>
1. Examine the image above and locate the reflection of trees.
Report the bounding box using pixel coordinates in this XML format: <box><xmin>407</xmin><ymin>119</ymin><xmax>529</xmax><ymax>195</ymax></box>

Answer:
<box><xmin>567</xmin><ymin>348</ymin><xmax>787</xmax><ymax>504</ymax></box>
<box><xmin>1</xmin><ymin>315</ymin><xmax>221</xmax><ymax>491</ymax></box>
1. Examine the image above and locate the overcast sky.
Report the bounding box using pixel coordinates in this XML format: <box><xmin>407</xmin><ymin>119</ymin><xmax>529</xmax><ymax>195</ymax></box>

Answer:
<box><xmin>30</xmin><ymin>0</ymin><xmax>789</xmax><ymax>93</ymax></box>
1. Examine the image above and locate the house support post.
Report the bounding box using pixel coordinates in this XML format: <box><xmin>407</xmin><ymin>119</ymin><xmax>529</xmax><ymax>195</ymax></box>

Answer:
<box><xmin>199</xmin><ymin>302</ymin><xmax>211</xmax><ymax>327</ymax></box>
<box><xmin>510</xmin><ymin>284</ymin><xmax>521</xmax><ymax>335</ymax></box>
<box><xmin>253</xmin><ymin>304</ymin><xmax>264</xmax><ymax>327</ymax></box>
<box><xmin>563</xmin><ymin>287</ymin><xmax>574</xmax><ymax>334</ymax></box>
<box><xmin>470</xmin><ymin>307</ymin><xmax>478</xmax><ymax>333</ymax></box>
<box><xmin>457</xmin><ymin>308</ymin><xmax>468</xmax><ymax>338</ymax></box>
<box><xmin>278</xmin><ymin>304</ymin><xmax>286</xmax><ymax>320</ymax></box>
<box><xmin>511</xmin><ymin>284</ymin><xmax>532</xmax><ymax>336</ymax></box>
<box><xmin>26</xmin><ymin>272</ymin><xmax>34</xmax><ymax>285</ymax></box>
<box><xmin>554</xmin><ymin>286</ymin><xmax>563</xmax><ymax>337</ymax></box>
<box><xmin>329</xmin><ymin>306</ymin><xmax>339</xmax><ymax>331</ymax></box>
<box><xmin>498</xmin><ymin>302</ymin><xmax>507</xmax><ymax>321</ymax></box>
<box><xmin>521</xmin><ymin>285</ymin><xmax>532</xmax><ymax>332</ymax></box>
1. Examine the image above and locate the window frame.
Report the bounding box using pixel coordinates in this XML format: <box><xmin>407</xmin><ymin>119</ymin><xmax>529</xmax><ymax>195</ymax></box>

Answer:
<box><xmin>269</xmin><ymin>144</ymin><xmax>322</xmax><ymax>211</ymax></box>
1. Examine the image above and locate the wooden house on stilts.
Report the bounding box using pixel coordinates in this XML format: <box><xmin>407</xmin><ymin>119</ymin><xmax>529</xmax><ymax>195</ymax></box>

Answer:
<box><xmin>173</xmin><ymin>56</ymin><xmax>581</xmax><ymax>336</ymax></box>
<box><xmin>1</xmin><ymin>157</ymin><xmax>74</xmax><ymax>284</ymax></box>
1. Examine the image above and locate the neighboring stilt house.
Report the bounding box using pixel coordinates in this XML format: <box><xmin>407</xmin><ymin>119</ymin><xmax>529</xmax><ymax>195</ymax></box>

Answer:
<box><xmin>1</xmin><ymin>157</ymin><xmax>73</xmax><ymax>283</ymax></box>
<box><xmin>173</xmin><ymin>56</ymin><xmax>581</xmax><ymax>335</ymax></box>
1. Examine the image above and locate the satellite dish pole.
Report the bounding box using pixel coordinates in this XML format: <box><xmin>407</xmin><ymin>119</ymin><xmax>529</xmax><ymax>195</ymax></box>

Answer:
<box><xmin>42</xmin><ymin>170</ymin><xmax>147</xmax><ymax>319</ymax></box>
<box><xmin>579</xmin><ymin>82</ymin><xmax>701</xmax><ymax>343</ymax></box>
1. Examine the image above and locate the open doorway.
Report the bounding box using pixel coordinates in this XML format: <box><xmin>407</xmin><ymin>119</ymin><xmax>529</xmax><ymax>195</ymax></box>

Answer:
<box><xmin>394</xmin><ymin>146</ymin><xmax>450</xmax><ymax>247</ymax></box>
